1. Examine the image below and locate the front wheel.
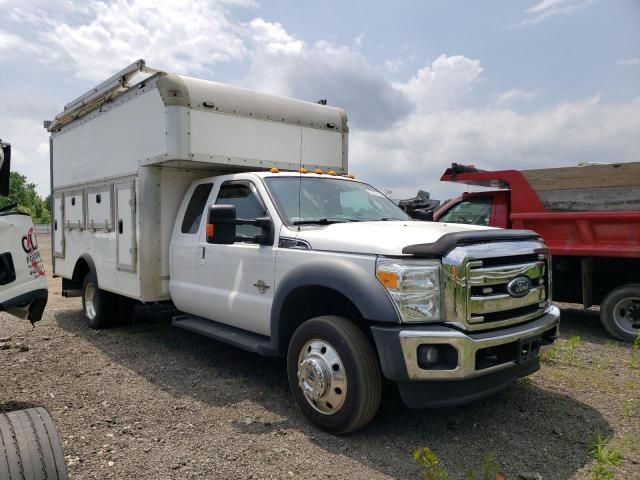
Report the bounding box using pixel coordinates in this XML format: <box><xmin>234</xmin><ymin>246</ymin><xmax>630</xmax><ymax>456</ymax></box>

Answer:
<box><xmin>287</xmin><ymin>316</ymin><xmax>381</xmax><ymax>434</ymax></box>
<box><xmin>600</xmin><ymin>284</ymin><xmax>640</xmax><ymax>343</ymax></box>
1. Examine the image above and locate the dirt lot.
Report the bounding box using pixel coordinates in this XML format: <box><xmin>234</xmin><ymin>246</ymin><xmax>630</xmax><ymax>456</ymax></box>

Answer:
<box><xmin>1</xmin><ymin>246</ymin><xmax>639</xmax><ymax>480</ymax></box>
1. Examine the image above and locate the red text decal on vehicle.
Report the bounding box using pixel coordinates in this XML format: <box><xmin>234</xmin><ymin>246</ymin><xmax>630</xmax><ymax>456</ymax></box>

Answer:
<box><xmin>22</xmin><ymin>227</ymin><xmax>45</xmax><ymax>278</ymax></box>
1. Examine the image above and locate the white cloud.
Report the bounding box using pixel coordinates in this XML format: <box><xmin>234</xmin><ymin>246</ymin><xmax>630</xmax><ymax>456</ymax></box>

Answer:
<box><xmin>495</xmin><ymin>88</ymin><xmax>539</xmax><ymax>105</ymax></box>
<box><xmin>397</xmin><ymin>55</ymin><xmax>483</xmax><ymax>113</ymax></box>
<box><xmin>352</xmin><ymin>92</ymin><xmax>640</xmax><ymax>201</ymax></box>
<box><xmin>246</xmin><ymin>18</ymin><xmax>304</xmax><ymax>54</ymax></box>
<box><xmin>384</xmin><ymin>58</ymin><xmax>403</xmax><ymax>74</ymax></box>
<box><xmin>2</xmin><ymin>2</ymin><xmax>637</xmax><ymax>205</ymax></box>
<box><xmin>0</xmin><ymin>30</ymin><xmax>21</xmax><ymax>52</ymax></box>
<box><xmin>516</xmin><ymin>0</ymin><xmax>594</xmax><ymax>26</ymax></box>
<box><xmin>244</xmin><ymin>19</ymin><xmax>413</xmax><ymax>130</ymax></box>
<box><xmin>617</xmin><ymin>58</ymin><xmax>640</xmax><ymax>66</ymax></box>
<box><xmin>5</xmin><ymin>0</ymin><xmax>254</xmax><ymax>81</ymax></box>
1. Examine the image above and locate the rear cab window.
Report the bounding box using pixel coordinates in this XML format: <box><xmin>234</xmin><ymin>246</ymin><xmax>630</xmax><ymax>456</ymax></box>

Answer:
<box><xmin>181</xmin><ymin>183</ymin><xmax>213</xmax><ymax>234</ymax></box>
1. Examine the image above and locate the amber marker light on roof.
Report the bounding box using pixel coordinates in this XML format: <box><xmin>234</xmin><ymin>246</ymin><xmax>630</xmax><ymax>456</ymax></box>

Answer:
<box><xmin>299</xmin><ymin>167</ymin><xmax>308</xmax><ymax>173</ymax></box>
<box><xmin>270</xmin><ymin>167</ymin><xmax>280</xmax><ymax>173</ymax></box>
<box><xmin>314</xmin><ymin>168</ymin><xmax>323</xmax><ymax>174</ymax></box>
<box><xmin>346</xmin><ymin>173</ymin><xmax>355</xmax><ymax>179</ymax></box>
<box><xmin>328</xmin><ymin>170</ymin><xmax>337</xmax><ymax>176</ymax></box>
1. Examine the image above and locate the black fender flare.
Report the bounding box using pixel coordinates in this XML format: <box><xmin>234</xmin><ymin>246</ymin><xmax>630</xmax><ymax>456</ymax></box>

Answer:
<box><xmin>270</xmin><ymin>257</ymin><xmax>400</xmax><ymax>352</ymax></box>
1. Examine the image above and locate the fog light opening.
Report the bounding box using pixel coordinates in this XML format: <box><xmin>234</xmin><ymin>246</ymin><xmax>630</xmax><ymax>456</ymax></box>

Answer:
<box><xmin>417</xmin><ymin>344</ymin><xmax>458</xmax><ymax>370</ymax></box>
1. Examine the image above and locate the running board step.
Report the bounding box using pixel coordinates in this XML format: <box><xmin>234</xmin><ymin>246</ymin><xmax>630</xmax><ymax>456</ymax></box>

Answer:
<box><xmin>172</xmin><ymin>314</ymin><xmax>277</xmax><ymax>356</ymax></box>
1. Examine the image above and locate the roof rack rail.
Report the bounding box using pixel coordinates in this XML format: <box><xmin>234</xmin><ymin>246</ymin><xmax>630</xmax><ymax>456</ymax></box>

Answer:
<box><xmin>47</xmin><ymin>59</ymin><xmax>161</xmax><ymax>132</ymax></box>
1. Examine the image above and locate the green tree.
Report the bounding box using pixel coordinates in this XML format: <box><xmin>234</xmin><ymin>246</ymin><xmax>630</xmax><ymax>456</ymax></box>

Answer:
<box><xmin>0</xmin><ymin>171</ymin><xmax>51</xmax><ymax>224</ymax></box>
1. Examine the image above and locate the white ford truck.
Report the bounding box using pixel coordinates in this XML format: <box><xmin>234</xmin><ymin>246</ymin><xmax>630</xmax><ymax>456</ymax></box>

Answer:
<box><xmin>46</xmin><ymin>60</ymin><xmax>559</xmax><ymax>433</ymax></box>
<box><xmin>0</xmin><ymin>139</ymin><xmax>48</xmax><ymax>322</ymax></box>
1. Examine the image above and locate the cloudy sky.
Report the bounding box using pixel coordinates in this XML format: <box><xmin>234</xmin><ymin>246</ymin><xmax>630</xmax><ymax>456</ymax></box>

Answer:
<box><xmin>1</xmin><ymin>0</ymin><xmax>639</xmax><ymax>200</ymax></box>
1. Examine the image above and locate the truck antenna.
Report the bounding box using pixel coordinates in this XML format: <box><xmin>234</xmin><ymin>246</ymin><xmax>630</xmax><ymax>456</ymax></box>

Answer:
<box><xmin>297</xmin><ymin>143</ymin><xmax>303</xmax><ymax>231</ymax></box>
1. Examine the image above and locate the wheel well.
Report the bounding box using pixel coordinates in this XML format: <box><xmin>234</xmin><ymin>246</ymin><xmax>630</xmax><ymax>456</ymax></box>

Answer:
<box><xmin>65</xmin><ymin>257</ymin><xmax>91</xmax><ymax>290</ymax></box>
<box><xmin>277</xmin><ymin>286</ymin><xmax>366</xmax><ymax>355</ymax></box>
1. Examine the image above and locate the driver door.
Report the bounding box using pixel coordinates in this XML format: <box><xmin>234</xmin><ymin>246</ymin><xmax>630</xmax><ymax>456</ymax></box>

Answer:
<box><xmin>194</xmin><ymin>180</ymin><xmax>275</xmax><ymax>337</ymax></box>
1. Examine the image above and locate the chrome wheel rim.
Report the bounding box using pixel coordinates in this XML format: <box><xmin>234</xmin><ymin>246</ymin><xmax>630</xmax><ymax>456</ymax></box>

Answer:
<box><xmin>85</xmin><ymin>283</ymin><xmax>97</xmax><ymax>320</ymax></box>
<box><xmin>612</xmin><ymin>296</ymin><xmax>640</xmax><ymax>336</ymax></box>
<box><xmin>297</xmin><ymin>339</ymin><xmax>347</xmax><ymax>415</ymax></box>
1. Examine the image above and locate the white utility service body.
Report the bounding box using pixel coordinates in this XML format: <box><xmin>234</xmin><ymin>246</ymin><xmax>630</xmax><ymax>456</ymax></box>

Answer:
<box><xmin>47</xmin><ymin>61</ymin><xmax>560</xmax><ymax>433</ymax></box>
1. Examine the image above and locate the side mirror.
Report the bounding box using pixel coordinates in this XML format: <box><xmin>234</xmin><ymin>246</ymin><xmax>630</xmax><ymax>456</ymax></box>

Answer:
<box><xmin>0</xmin><ymin>143</ymin><xmax>10</xmax><ymax>197</ymax></box>
<box><xmin>410</xmin><ymin>209</ymin><xmax>434</xmax><ymax>221</ymax></box>
<box><xmin>206</xmin><ymin>204</ymin><xmax>275</xmax><ymax>246</ymax></box>
<box><xmin>207</xmin><ymin>205</ymin><xmax>237</xmax><ymax>244</ymax></box>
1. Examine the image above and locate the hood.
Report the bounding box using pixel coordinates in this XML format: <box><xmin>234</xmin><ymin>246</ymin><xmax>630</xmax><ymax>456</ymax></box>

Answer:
<box><xmin>289</xmin><ymin>221</ymin><xmax>496</xmax><ymax>256</ymax></box>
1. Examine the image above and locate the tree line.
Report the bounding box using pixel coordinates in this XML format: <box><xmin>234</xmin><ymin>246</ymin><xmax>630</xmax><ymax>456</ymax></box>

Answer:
<box><xmin>0</xmin><ymin>172</ymin><xmax>51</xmax><ymax>224</ymax></box>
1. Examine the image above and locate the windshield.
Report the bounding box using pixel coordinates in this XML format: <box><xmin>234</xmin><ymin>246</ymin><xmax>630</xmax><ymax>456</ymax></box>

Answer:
<box><xmin>264</xmin><ymin>176</ymin><xmax>410</xmax><ymax>225</ymax></box>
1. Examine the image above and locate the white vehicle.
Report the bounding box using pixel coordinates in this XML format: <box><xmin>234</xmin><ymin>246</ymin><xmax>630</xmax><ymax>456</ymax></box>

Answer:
<box><xmin>0</xmin><ymin>140</ymin><xmax>68</xmax><ymax>480</ymax></box>
<box><xmin>0</xmin><ymin>139</ymin><xmax>48</xmax><ymax>322</ymax></box>
<box><xmin>46</xmin><ymin>61</ymin><xmax>560</xmax><ymax>433</ymax></box>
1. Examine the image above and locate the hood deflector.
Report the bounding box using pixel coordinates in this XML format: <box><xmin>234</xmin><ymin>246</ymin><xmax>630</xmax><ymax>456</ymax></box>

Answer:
<box><xmin>402</xmin><ymin>230</ymin><xmax>542</xmax><ymax>257</ymax></box>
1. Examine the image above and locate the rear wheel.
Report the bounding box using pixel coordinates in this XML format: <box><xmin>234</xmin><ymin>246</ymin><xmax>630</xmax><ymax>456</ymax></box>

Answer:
<box><xmin>600</xmin><ymin>284</ymin><xmax>640</xmax><ymax>343</ymax></box>
<box><xmin>0</xmin><ymin>407</ymin><xmax>69</xmax><ymax>480</ymax></box>
<box><xmin>287</xmin><ymin>316</ymin><xmax>381</xmax><ymax>434</ymax></box>
<box><xmin>82</xmin><ymin>272</ymin><xmax>114</xmax><ymax>329</ymax></box>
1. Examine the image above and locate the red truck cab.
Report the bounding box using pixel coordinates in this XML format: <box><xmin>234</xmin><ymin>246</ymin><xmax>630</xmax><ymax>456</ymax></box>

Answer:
<box><xmin>435</xmin><ymin>190</ymin><xmax>510</xmax><ymax>228</ymax></box>
<box><xmin>433</xmin><ymin>163</ymin><xmax>640</xmax><ymax>342</ymax></box>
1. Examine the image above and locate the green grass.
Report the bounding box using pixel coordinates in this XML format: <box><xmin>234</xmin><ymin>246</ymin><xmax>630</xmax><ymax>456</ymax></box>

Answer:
<box><xmin>629</xmin><ymin>334</ymin><xmax>640</xmax><ymax>370</ymax></box>
<box><xmin>589</xmin><ymin>434</ymin><xmax>622</xmax><ymax>480</ymax></box>
<box><xmin>541</xmin><ymin>336</ymin><xmax>581</xmax><ymax>366</ymax></box>
<box><xmin>412</xmin><ymin>447</ymin><xmax>448</xmax><ymax>480</ymax></box>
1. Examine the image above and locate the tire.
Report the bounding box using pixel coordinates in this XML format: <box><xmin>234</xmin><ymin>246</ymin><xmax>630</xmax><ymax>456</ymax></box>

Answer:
<box><xmin>287</xmin><ymin>316</ymin><xmax>382</xmax><ymax>434</ymax></box>
<box><xmin>600</xmin><ymin>284</ymin><xmax>640</xmax><ymax>343</ymax></box>
<box><xmin>0</xmin><ymin>407</ymin><xmax>69</xmax><ymax>480</ymax></box>
<box><xmin>81</xmin><ymin>272</ymin><xmax>114</xmax><ymax>329</ymax></box>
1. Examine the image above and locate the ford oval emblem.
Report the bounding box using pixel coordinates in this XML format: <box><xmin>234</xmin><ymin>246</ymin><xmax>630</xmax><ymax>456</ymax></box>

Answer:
<box><xmin>507</xmin><ymin>276</ymin><xmax>532</xmax><ymax>298</ymax></box>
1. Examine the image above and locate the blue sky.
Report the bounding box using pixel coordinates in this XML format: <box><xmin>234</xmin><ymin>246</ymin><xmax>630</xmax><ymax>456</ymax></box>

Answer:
<box><xmin>0</xmin><ymin>0</ymin><xmax>638</xmax><ymax>200</ymax></box>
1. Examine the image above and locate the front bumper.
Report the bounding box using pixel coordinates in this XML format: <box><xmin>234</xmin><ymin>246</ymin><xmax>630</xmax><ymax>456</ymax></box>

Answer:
<box><xmin>0</xmin><ymin>288</ymin><xmax>48</xmax><ymax>322</ymax></box>
<box><xmin>371</xmin><ymin>305</ymin><xmax>560</xmax><ymax>405</ymax></box>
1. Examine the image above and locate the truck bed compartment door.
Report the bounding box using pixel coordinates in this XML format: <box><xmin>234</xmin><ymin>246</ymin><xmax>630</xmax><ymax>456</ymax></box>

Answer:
<box><xmin>116</xmin><ymin>180</ymin><xmax>137</xmax><ymax>272</ymax></box>
<box><xmin>53</xmin><ymin>193</ymin><xmax>64</xmax><ymax>258</ymax></box>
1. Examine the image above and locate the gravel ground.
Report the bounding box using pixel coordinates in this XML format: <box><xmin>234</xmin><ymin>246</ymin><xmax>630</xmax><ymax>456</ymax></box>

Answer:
<box><xmin>1</xmin><ymin>246</ymin><xmax>638</xmax><ymax>480</ymax></box>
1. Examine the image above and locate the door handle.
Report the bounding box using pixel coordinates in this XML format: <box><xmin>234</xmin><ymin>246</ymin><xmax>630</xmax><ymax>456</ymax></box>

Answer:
<box><xmin>199</xmin><ymin>246</ymin><xmax>205</xmax><ymax>259</ymax></box>
<box><xmin>118</xmin><ymin>219</ymin><xmax>123</xmax><ymax>234</ymax></box>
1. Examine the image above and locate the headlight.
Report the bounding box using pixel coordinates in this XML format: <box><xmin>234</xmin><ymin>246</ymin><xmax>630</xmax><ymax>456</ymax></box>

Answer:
<box><xmin>376</xmin><ymin>257</ymin><xmax>441</xmax><ymax>322</ymax></box>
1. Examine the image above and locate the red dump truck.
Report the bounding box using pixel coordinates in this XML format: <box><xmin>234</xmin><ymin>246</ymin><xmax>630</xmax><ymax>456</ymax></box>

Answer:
<box><xmin>433</xmin><ymin>162</ymin><xmax>640</xmax><ymax>342</ymax></box>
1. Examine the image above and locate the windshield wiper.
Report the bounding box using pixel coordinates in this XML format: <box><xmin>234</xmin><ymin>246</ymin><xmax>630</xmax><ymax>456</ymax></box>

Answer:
<box><xmin>292</xmin><ymin>218</ymin><xmax>359</xmax><ymax>226</ymax></box>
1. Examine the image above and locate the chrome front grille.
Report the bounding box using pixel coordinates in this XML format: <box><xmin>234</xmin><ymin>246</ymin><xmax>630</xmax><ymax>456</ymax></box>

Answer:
<box><xmin>442</xmin><ymin>240</ymin><xmax>551</xmax><ymax>332</ymax></box>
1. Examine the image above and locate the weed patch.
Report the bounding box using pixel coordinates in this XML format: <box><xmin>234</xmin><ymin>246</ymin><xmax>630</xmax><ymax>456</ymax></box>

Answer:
<box><xmin>589</xmin><ymin>434</ymin><xmax>622</xmax><ymax>480</ymax></box>
<box><xmin>412</xmin><ymin>447</ymin><xmax>448</xmax><ymax>480</ymax></box>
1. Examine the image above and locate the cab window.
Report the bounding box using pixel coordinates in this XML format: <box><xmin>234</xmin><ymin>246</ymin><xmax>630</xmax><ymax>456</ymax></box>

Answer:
<box><xmin>438</xmin><ymin>197</ymin><xmax>491</xmax><ymax>226</ymax></box>
<box><xmin>181</xmin><ymin>183</ymin><xmax>213</xmax><ymax>234</ymax></box>
<box><xmin>216</xmin><ymin>182</ymin><xmax>267</xmax><ymax>237</ymax></box>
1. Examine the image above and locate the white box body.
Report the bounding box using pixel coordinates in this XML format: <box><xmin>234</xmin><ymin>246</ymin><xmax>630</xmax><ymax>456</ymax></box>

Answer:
<box><xmin>50</xmin><ymin>71</ymin><xmax>348</xmax><ymax>301</ymax></box>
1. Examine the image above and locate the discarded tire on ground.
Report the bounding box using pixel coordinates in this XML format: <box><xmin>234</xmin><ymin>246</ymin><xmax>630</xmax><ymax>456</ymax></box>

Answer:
<box><xmin>0</xmin><ymin>407</ymin><xmax>69</xmax><ymax>480</ymax></box>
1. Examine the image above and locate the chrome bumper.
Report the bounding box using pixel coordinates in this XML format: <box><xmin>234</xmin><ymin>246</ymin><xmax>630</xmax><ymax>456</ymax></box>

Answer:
<box><xmin>371</xmin><ymin>305</ymin><xmax>560</xmax><ymax>382</ymax></box>
<box><xmin>394</xmin><ymin>305</ymin><xmax>560</xmax><ymax>381</ymax></box>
